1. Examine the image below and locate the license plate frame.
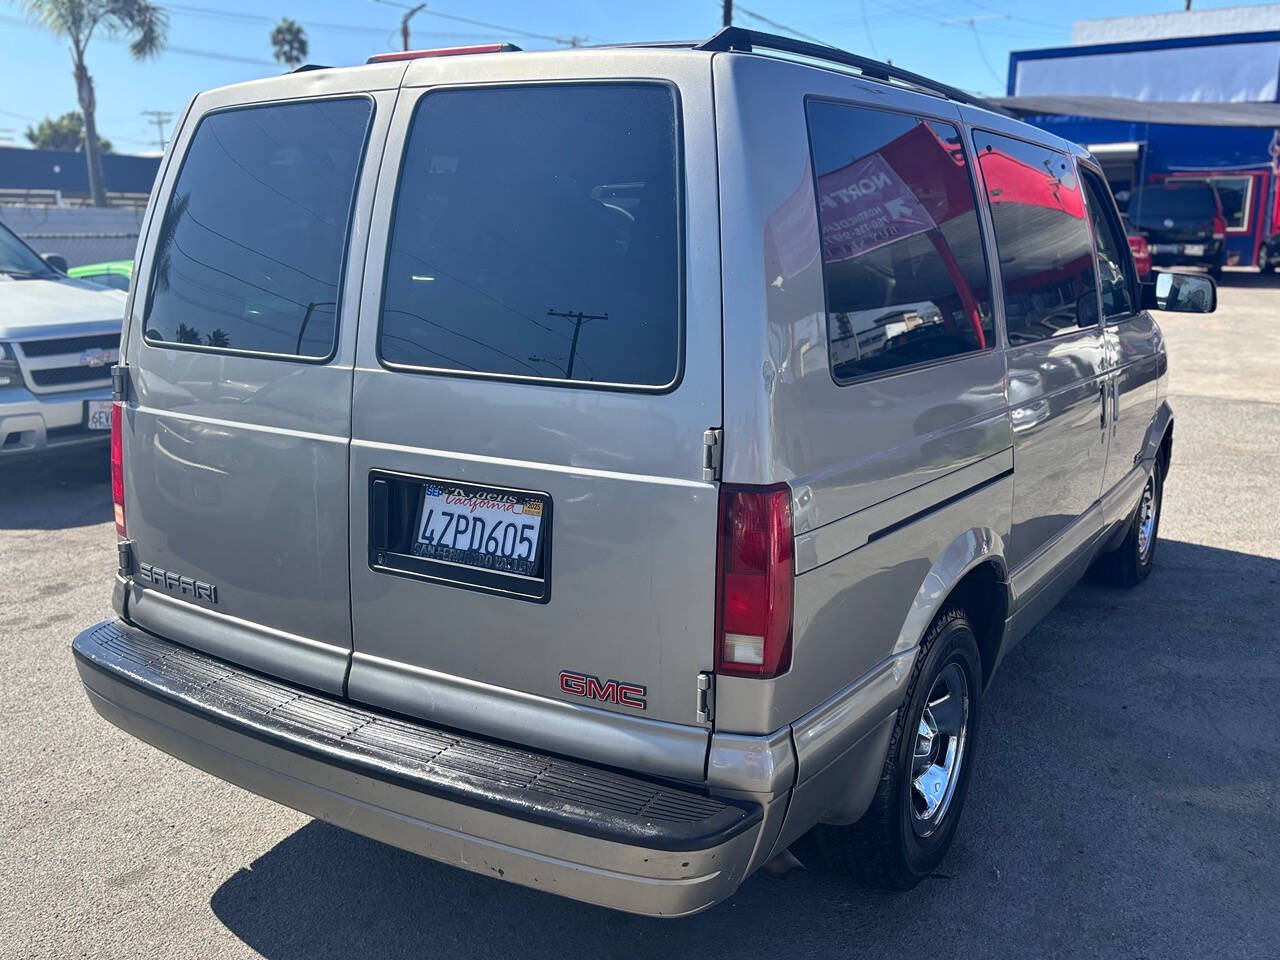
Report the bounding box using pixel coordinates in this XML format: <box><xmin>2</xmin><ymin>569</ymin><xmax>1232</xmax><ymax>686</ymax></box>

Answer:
<box><xmin>85</xmin><ymin>399</ymin><xmax>113</xmax><ymax>430</ymax></box>
<box><xmin>368</xmin><ymin>470</ymin><xmax>552</xmax><ymax>603</ymax></box>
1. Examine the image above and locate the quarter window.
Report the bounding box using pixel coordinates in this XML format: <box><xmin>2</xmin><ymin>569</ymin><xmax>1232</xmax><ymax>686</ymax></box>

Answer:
<box><xmin>807</xmin><ymin>101</ymin><xmax>994</xmax><ymax>382</ymax></box>
<box><xmin>1080</xmin><ymin>169</ymin><xmax>1136</xmax><ymax>319</ymax></box>
<box><xmin>378</xmin><ymin>84</ymin><xmax>681</xmax><ymax>389</ymax></box>
<box><xmin>145</xmin><ymin>98</ymin><xmax>372</xmax><ymax>358</ymax></box>
<box><xmin>973</xmin><ymin>132</ymin><xmax>1099</xmax><ymax>343</ymax></box>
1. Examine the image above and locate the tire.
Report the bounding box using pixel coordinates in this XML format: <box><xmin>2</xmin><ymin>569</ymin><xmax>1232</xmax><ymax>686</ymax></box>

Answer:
<box><xmin>815</xmin><ymin>606</ymin><xmax>981</xmax><ymax>890</ymax></box>
<box><xmin>1094</xmin><ymin>459</ymin><xmax>1163</xmax><ymax>588</ymax></box>
<box><xmin>1260</xmin><ymin>248</ymin><xmax>1275</xmax><ymax>274</ymax></box>
<box><xmin>1208</xmin><ymin>263</ymin><xmax>1223</xmax><ymax>281</ymax></box>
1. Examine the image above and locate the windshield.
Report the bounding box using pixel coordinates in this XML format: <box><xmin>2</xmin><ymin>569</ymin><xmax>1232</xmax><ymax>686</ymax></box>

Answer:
<box><xmin>0</xmin><ymin>222</ymin><xmax>57</xmax><ymax>278</ymax></box>
<box><xmin>1129</xmin><ymin>184</ymin><xmax>1217</xmax><ymax>222</ymax></box>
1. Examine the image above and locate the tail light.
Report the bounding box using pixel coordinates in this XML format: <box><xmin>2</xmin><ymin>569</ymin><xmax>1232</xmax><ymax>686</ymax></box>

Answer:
<box><xmin>110</xmin><ymin>402</ymin><xmax>125</xmax><ymax>536</ymax></box>
<box><xmin>1212</xmin><ymin>216</ymin><xmax>1226</xmax><ymax>240</ymax></box>
<box><xmin>715</xmin><ymin>484</ymin><xmax>793</xmax><ymax>679</ymax></box>
<box><xmin>1127</xmin><ymin>234</ymin><xmax>1148</xmax><ymax>256</ymax></box>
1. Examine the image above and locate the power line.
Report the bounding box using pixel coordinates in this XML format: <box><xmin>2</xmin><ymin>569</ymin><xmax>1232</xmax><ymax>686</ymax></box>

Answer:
<box><xmin>859</xmin><ymin>0</ymin><xmax>880</xmax><ymax>57</ymax></box>
<box><xmin>167</xmin><ymin>2</ymin><xmax>503</xmax><ymax>39</ymax></box>
<box><xmin>941</xmin><ymin>16</ymin><xmax>1006</xmax><ymax>85</ymax></box>
<box><xmin>369</xmin><ymin>0</ymin><xmax>585</xmax><ymax>47</ymax></box>
<box><xmin>730</xmin><ymin>3</ymin><xmax>831</xmax><ymax>46</ymax></box>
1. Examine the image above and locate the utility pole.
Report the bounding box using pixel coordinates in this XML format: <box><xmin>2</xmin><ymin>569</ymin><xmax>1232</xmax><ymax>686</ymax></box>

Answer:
<box><xmin>723</xmin><ymin>0</ymin><xmax>733</xmax><ymax>27</ymax></box>
<box><xmin>400</xmin><ymin>3</ymin><xmax>426</xmax><ymax>50</ymax></box>
<box><xmin>546</xmin><ymin>308</ymin><xmax>607</xmax><ymax>379</ymax></box>
<box><xmin>141</xmin><ymin>109</ymin><xmax>173</xmax><ymax>151</ymax></box>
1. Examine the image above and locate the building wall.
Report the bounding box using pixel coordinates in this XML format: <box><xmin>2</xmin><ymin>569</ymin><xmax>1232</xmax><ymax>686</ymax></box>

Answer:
<box><xmin>1074</xmin><ymin>5</ymin><xmax>1280</xmax><ymax>45</ymax></box>
<box><xmin>0</xmin><ymin>146</ymin><xmax>161</xmax><ymax>197</ymax></box>
<box><xmin>1010</xmin><ymin>34</ymin><xmax>1280</xmax><ymax>102</ymax></box>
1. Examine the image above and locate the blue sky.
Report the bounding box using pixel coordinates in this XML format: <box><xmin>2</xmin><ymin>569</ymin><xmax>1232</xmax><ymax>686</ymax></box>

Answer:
<box><xmin>0</xmin><ymin>0</ymin><xmax>1267</xmax><ymax>154</ymax></box>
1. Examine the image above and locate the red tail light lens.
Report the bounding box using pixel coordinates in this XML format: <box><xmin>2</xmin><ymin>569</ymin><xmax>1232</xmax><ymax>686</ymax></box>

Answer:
<box><xmin>110</xmin><ymin>402</ymin><xmax>125</xmax><ymax>536</ymax></box>
<box><xmin>715</xmin><ymin>484</ymin><xmax>793</xmax><ymax>679</ymax></box>
<box><xmin>1213</xmin><ymin>216</ymin><xmax>1226</xmax><ymax>240</ymax></box>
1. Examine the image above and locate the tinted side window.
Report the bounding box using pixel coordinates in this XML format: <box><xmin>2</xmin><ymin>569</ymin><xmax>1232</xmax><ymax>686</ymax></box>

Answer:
<box><xmin>1080</xmin><ymin>169</ymin><xmax>1136</xmax><ymax>319</ymax></box>
<box><xmin>807</xmin><ymin>101</ymin><xmax>994</xmax><ymax>382</ymax></box>
<box><xmin>379</xmin><ymin>84</ymin><xmax>681</xmax><ymax>388</ymax></box>
<box><xmin>145</xmin><ymin>98</ymin><xmax>372</xmax><ymax>358</ymax></box>
<box><xmin>973</xmin><ymin>132</ymin><xmax>1098</xmax><ymax>343</ymax></box>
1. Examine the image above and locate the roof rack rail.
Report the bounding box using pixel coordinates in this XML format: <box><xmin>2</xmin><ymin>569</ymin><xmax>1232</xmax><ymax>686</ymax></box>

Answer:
<box><xmin>694</xmin><ymin>26</ymin><xmax>1003</xmax><ymax>114</ymax></box>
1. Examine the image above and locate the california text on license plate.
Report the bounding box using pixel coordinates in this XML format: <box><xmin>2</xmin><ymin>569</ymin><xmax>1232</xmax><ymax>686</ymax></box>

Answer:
<box><xmin>412</xmin><ymin>482</ymin><xmax>545</xmax><ymax>577</ymax></box>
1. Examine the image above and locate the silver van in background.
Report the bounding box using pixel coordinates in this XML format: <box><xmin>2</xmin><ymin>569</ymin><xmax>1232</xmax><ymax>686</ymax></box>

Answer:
<box><xmin>72</xmin><ymin>28</ymin><xmax>1214</xmax><ymax>916</ymax></box>
<box><xmin>1</xmin><ymin>221</ymin><xmax>124</xmax><ymax>460</ymax></box>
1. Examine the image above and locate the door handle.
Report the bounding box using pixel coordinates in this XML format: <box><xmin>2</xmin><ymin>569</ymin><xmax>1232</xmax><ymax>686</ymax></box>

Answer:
<box><xmin>1099</xmin><ymin>382</ymin><xmax>1108</xmax><ymax>430</ymax></box>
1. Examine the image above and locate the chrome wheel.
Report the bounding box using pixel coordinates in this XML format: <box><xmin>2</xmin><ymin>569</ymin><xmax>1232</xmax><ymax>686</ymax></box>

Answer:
<box><xmin>910</xmin><ymin>662</ymin><xmax>969</xmax><ymax>837</ymax></box>
<box><xmin>1136</xmin><ymin>475</ymin><xmax>1158</xmax><ymax>562</ymax></box>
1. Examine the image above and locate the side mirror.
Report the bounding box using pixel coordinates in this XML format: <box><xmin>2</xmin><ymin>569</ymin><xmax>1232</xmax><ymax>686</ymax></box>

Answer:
<box><xmin>42</xmin><ymin>253</ymin><xmax>68</xmax><ymax>274</ymax></box>
<box><xmin>1141</xmin><ymin>271</ymin><xmax>1217</xmax><ymax>313</ymax></box>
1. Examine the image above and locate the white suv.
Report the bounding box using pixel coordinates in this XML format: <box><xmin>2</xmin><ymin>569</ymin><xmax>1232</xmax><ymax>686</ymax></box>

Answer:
<box><xmin>0</xmin><ymin>221</ymin><xmax>125</xmax><ymax>460</ymax></box>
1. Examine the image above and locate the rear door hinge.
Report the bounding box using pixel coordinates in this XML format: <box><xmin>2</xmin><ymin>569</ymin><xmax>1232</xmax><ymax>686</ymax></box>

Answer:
<box><xmin>702</xmin><ymin>427</ymin><xmax>723</xmax><ymax>482</ymax></box>
<box><xmin>110</xmin><ymin>363</ymin><xmax>129</xmax><ymax>403</ymax></box>
<box><xmin>696</xmin><ymin>671</ymin><xmax>715</xmax><ymax>724</ymax></box>
<box><xmin>117</xmin><ymin>538</ymin><xmax>134</xmax><ymax>576</ymax></box>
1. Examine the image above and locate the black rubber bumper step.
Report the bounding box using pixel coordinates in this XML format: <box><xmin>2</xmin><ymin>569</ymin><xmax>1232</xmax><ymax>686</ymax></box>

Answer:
<box><xmin>73</xmin><ymin>620</ymin><xmax>759</xmax><ymax>850</ymax></box>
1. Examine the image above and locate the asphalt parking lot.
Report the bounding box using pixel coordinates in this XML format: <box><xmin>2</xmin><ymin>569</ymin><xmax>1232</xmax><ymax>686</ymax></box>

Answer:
<box><xmin>2</xmin><ymin>274</ymin><xmax>1278</xmax><ymax>960</ymax></box>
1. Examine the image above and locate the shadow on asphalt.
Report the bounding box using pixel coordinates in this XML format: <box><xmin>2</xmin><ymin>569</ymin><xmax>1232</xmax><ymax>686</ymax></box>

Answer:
<box><xmin>0</xmin><ymin>448</ymin><xmax>112</xmax><ymax>530</ymax></box>
<box><xmin>209</xmin><ymin>538</ymin><xmax>1279</xmax><ymax>960</ymax></box>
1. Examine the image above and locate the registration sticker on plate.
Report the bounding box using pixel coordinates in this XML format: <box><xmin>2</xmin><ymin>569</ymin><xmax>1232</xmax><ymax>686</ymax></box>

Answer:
<box><xmin>86</xmin><ymin>399</ymin><xmax>113</xmax><ymax>430</ymax></box>
<box><xmin>412</xmin><ymin>481</ymin><xmax>546</xmax><ymax>577</ymax></box>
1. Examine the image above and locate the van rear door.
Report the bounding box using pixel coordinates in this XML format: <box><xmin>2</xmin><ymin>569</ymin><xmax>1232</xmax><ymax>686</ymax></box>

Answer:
<box><xmin>347</xmin><ymin>54</ymin><xmax>721</xmax><ymax>779</ymax></box>
<box><xmin>120</xmin><ymin>70</ymin><xmax>401</xmax><ymax>694</ymax></box>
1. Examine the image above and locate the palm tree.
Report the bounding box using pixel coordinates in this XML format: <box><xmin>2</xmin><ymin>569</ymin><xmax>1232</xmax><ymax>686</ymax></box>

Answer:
<box><xmin>270</xmin><ymin>17</ymin><xmax>307</xmax><ymax>69</ymax></box>
<box><xmin>18</xmin><ymin>0</ymin><xmax>167</xmax><ymax>208</ymax></box>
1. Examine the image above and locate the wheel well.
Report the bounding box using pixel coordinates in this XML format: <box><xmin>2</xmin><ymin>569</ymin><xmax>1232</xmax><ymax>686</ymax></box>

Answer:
<box><xmin>945</xmin><ymin>560</ymin><xmax>1008</xmax><ymax>689</ymax></box>
<box><xmin>1159</xmin><ymin>422</ymin><xmax>1173</xmax><ymax>481</ymax></box>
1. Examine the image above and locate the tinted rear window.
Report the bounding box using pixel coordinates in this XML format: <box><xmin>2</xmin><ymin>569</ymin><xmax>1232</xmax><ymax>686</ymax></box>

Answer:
<box><xmin>145</xmin><ymin>98</ymin><xmax>372</xmax><ymax>358</ymax></box>
<box><xmin>378</xmin><ymin>84</ymin><xmax>681</xmax><ymax>388</ymax></box>
<box><xmin>1129</xmin><ymin>184</ymin><xmax>1217</xmax><ymax>221</ymax></box>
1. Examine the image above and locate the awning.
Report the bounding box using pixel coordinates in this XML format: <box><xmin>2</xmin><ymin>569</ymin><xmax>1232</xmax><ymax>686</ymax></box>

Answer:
<box><xmin>991</xmin><ymin>95</ymin><xmax>1280</xmax><ymax>128</ymax></box>
<box><xmin>1086</xmin><ymin>141</ymin><xmax>1143</xmax><ymax>162</ymax></box>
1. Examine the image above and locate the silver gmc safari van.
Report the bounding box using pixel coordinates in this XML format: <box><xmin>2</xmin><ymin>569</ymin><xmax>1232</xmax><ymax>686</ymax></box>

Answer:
<box><xmin>72</xmin><ymin>28</ymin><xmax>1215</xmax><ymax>916</ymax></box>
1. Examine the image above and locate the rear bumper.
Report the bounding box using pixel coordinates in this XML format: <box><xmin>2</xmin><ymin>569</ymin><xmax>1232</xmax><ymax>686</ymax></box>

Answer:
<box><xmin>1149</xmin><ymin>242</ymin><xmax>1225</xmax><ymax>270</ymax></box>
<box><xmin>72</xmin><ymin>619</ymin><xmax>763</xmax><ymax>917</ymax></box>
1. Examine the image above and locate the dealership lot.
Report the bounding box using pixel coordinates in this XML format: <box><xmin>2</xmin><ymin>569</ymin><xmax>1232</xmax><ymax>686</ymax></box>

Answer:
<box><xmin>1</xmin><ymin>275</ymin><xmax>1277</xmax><ymax>960</ymax></box>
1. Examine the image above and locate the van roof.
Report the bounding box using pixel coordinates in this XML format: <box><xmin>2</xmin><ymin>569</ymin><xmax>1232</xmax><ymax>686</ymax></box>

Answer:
<box><xmin>284</xmin><ymin>27</ymin><xmax>1006</xmax><ymax>117</ymax></box>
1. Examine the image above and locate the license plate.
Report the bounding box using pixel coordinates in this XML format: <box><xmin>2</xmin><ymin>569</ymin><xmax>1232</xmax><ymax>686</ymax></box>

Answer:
<box><xmin>413</xmin><ymin>481</ymin><xmax>546</xmax><ymax>578</ymax></box>
<box><xmin>86</xmin><ymin>399</ymin><xmax>113</xmax><ymax>430</ymax></box>
<box><xmin>1183</xmin><ymin>244</ymin><xmax>1205</xmax><ymax>256</ymax></box>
